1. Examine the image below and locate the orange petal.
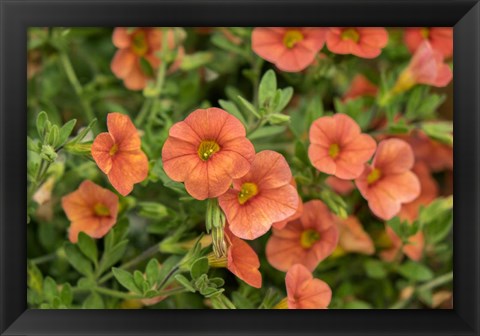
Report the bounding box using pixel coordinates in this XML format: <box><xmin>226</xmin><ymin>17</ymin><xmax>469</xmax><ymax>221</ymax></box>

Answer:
<box><xmin>112</xmin><ymin>27</ymin><xmax>131</xmax><ymax>48</ymax></box>
<box><xmin>123</xmin><ymin>62</ymin><xmax>148</xmax><ymax>90</ymax></box>
<box><xmin>337</xmin><ymin>216</ymin><xmax>375</xmax><ymax>255</ymax></box>
<box><xmin>107</xmin><ymin>112</ymin><xmax>141</xmax><ymax>150</ymax></box>
<box><xmin>111</xmin><ymin>49</ymin><xmax>136</xmax><ymax>79</ymax></box>
<box><xmin>286</xmin><ymin>264</ymin><xmax>332</xmax><ymax>309</ymax></box>
<box><xmin>227</xmin><ymin>232</ymin><xmax>262</xmax><ymax>288</ymax></box>
<box><xmin>91</xmin><ymin>133</ymin><xmax>115</xmax><ymax>174</ymax></box>
<box><xmin>108</xmin><ymin>151</ymin><xmax>149</xmax><ymax>196</ymax></box>
<box><xmin>373</xmin><ymin>139</ymin><xmax>415</xmax><ymax>174</ymax></box>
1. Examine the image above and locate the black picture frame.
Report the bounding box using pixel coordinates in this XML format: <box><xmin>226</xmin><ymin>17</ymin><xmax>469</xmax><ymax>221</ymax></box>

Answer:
<box><xmin>1</xmin><ymin>0</ymin><xmax>479</xmax><ymax>335</ymax></box>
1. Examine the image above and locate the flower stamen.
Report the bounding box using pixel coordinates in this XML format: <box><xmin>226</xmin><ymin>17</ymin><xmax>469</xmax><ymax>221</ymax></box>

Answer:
<box><xmin>94</xmin><ymin>203</ymin><xmax>111</xmax><ymax>217</ymax></box>
<box><xmin>300</xmin><ymin>229</ymin><xmax>320</xmax><ymax>249</ymax></box>
<box><xmin>367</xmin><ymin>168</ymin><xmax>382</xmax><ymax>184</ymax></box>
<box><xmin>328</xmin><ymin>143</ymin><xmax>340</xmax><ymax>158</ymax></box>
<box><xmin>238</xmin><ymin>182</ymin><xmax>259</xmax><ymax>205</ymax></box>
<box><xmin>131</xmin><ymin>30</ymin><xmax>149</xmax><ymax>56</ymax></box>
<box><xmin>198</xmin><ymin>140</ymin><xmax>220</xmax><ymax>161</ymax></box>
<box><xmin>341</xmin><ymin>28</ymin><xmax>360</xmax><ymax>42</ymax></box>
<box><xmin>283</xmin><ymin>30</ymin><xmax>304</xmax><ymax>49</ymax></box>
<box><xmin>109</xmin><ymin>144</ymin><xmax>119</xmax><ymax>156</ymax></box>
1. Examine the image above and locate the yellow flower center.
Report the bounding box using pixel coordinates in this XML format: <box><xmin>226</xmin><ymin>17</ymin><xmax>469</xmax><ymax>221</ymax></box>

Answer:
<box><xmin>198</xmin><ymin>140</ymin><xmax>220</xmax><ymax>161</ymax></box>
<box><xmin>283</xmin><ymin>30</ymin><xmax>304</xmax><ymax>49</ymax></box>
<box><xmin>329</xmin><ymin>143</ymin><xmax>340</xmax><ymax>158</ymax></box>
<box><xmin>420</xmin><ymin>27</ymin><xmax>430</xmax><ymax>39</ymax></box>
<box><xmin>300</xmin><ymin>229</ymin><xmax>320</xmax><ymax>249</ymax></box>
<box><xmin>131</xmin><ymin>30</ymin><xmax>149</xmax><ymax>56</ymax></box>
<box><xmin>367</xmin><ymin>168</ymin><xmax>382</xmax><ymax>184</ymax></box>
<box><xmin>273</xmin><ymin>297</ymin><xmax>289</xmax><ymax>309</ymax></box>
<box><xmin>109</xmin><ymin>143</ymin><xmax>119</xmax><ymax>156</ymax></box>
<box><xmin>94</xmin><ymin>203</ymin><xmax>110</xmax><ymax>217</ymax></box>
<box><xmin>341</xmin><ymin>28</ymin><xmax>360</xmax><ymax>43</ymax></box>
<box><xmin>238</xmin><ymin>182</ymin><xmax>259</xmax><ymax>205</ymax></box>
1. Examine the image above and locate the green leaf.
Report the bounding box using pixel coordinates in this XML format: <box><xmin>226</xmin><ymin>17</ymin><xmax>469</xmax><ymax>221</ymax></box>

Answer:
<box><xmin>249</xmin><ymin>125</ymin><xmax>286</xmax><ymax>140</ymax></box>
<box><xmin>98</xmin><ymin>239</ymin><xmax>128</xmax><ymax>275</ymax></box>
<box><xmin>27</xmin><ymin>136</ymin><xmax>41</xmax><ymax>153</ymax></box>
<box><xmin>43</xmin><ymin>277</ymin><xmax>58</xmax><ymax>303</ymax></box>
<box><xmin>112</xmin><ymin>268</ymin><xmax>141</xmax><ymax>294</ymax></box>
<box><xmin>83</xmin><ymin>292</ymin><xmax>105</xmax><ymax>309</ymax></box>
<box><xmin>77</xmin><ymin>232</ymin><xmax>98</xmax><ymax>265</ymax></box>
<box><xmin>273</xmin><ymin>87</ymin><xmax>294</xmax><ymax>113</ymax></box>
<box><xmin>258</xmin><ymin>69</ymin><xmax>277</xmax><ymax>109</ymax></box>
<box><xmin>133</xmin><ymin>270</ymin><xmax>146</xmax><ymax>291</ymax></box>
<box><xmin>27</xmin><ymin>261</ymin><xmax>43</xmax><ymax>294</ymax></box>
<box><xmin>190</xmin><ymin>257</ymin><xmax>209</xmax><ymax>280</ymax></box>
<box><xmin>57</xmin><ymin>119</ymin><xmax>77</xmax><ymax>148</ymax></box>
<box><xmin>208</xmin><ymin>277</ymin><xmax>225</xmax><ymax>288</ymax></box>
<box><xmin>398</xmin><ymin>261</ymin><xmax>434</xmax><ymax>282</ymax></box>
<box><xmin>69</xmin><ymin>118</ymin><xmax>97</xmax><ymax>145</ymax></box>
<box><xmin>145</xmin><ymin>258</ymin><xmax>160</xmax><ymax>287</ymax></box>
<box><xmin>139</xmin><ymin>57</ymin><xmax>155</xmax><ymax>77</ymax></box>
<box><xmin>174</xmin><ymin>274</ymin><xmax>196</xmax><ymax>293</ymax></box>
<box><xmin>421</xmin><ymin>122</ymin><xmax>453</xmax><ymax>145</ymax></box>
<box><xmin>180</xmin><ymin>52</ymin><xmax>213</xmax><ymax>71</ymax></box>
<box><xmin>60</xmin><ymin>283</ymin><xmax>73</xmax><ymax>306</ymax></box>
<box><xmin>218</xmin><ymin>99</ymin><xmax>247</xmax><ymax>126</ymax></box>
<box><xmin>237</xmin><ymin>95</ymin><xmax>260</xmax><ymax>118</ymax></box>
<box><xmin>267</xmin><ymin>113</ymin><xmax>291</xmax><ymax>125</ymax></box>
<box><xmin>64</xmin><ymin>243</ymin><xmax>93</xmax><ymax>277</ymax></box>
<box><xmin>417</xmin><ymin>288</ymin><xmax>433</xmax><ymax>307</ymax></box>
<box><xmin>364</xmin><ymin>260</ymin><xmax>387</xmax><ymax>279</ymax></box>
<box><xmin>36</xmin><ymin>111</ymin><xmax>48</xmax><ymax>139</ymax></box>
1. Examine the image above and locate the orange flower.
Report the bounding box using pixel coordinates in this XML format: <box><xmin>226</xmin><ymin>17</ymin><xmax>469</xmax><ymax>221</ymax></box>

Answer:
<box><xmin>111</xmin><ymin>27</ymin><xmax>183</xmax><ymax>90</ymax></box>
<box><xmin>404</xmin><ymin>28</ymin><xmax>453</xmax><ymax>59</ymax></box>
<box><xmin>380</xmin><ymin>226</ymin><xmax>424</xmax><ymax>262</ymax></box>
<box><xmin>343</xmin><ymin>74</ymin><xmax>378</xmax><ymax>101</ymax></box>
<box><xmin>266</xmin><ymin>200</ymin><xmax>339</xmax><ymax>272</ymax></box>
<box><xmin>225</xmin><ymin>226</ymin><xmax>262</xmax><ymax>288</ymax></box>
<box><xmin>162</xmin><ymin>108</ymin><xmax>255</xmax><ymax>200</ymax></box>
<box><xmin>355</xmin><ymin>139</ymin><xmax>421</xmax><ymax>220</ymax></box>
<box><xmin>251</xmin><ymin>28</ymin><xmax>326</xmax><ymax>72</ymax></box>
<box><xmin>272</xmin><ymin>179</ymin><xmax>303</xmax><ymax>230</ymax></box>
<box><xmin>61</xmin><ymin>180</ymin><xmax>119</xmax><ymax>243</ymax></box>
<box><xmin>326</xmin><ymin>28</ymin><xmax>388</xmax><ymax>59</ymax></box>
<box><xmin>393</xmin><ymin>41</ymin><xmax>452</xmax><ymax>93</ymax></box>
<box><xmin>218</xmin><ymin>150</ymin><xmax>298</xmax><ymax>240</ymax></box>
<box><xmin>308</xmin><ymin>113</ymin><xmax>377</xmax><ymax>180</ymax></box>
<box><xmin>336</xmin><ymin>216</ymin><xmax>375</xmax><ymax>255</ymax></box>
<box><xmin>285</xmin><ymin>264</ymin><xmax>332</xmax><ymax>309</ymax></box>
<box><xmin>92</xmin><ymin>113</ymin><xmax>149</xmax><ymax>196</ymax></box>
<box><xmin>325</xmin><ymin>176</ymin><xmax>354</xmax><ymax>195</ymax></box>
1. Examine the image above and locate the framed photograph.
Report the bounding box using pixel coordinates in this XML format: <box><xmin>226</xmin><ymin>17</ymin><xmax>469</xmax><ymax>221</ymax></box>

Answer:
<box><xmin>1</xmin><ymin>0</ymin><xmax>479</xmax><ymax>335</ymax></box>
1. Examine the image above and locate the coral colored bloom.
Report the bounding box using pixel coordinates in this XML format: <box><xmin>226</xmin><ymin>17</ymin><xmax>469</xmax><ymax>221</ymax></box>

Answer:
<box><xmin>343</xmin><ymin>74</ymin><xmax>378</xmax><ymax>101</ymax></box>
<box><xmin>355</xmin><ymin>139</ymin><xmax>421</xmax><ymax>220</ymax></box>
<box><xmin>218</xmin><ymin>150</ymin><xmax>298</xmax><ymax>240</ymax></box>
<box><xmin>272</xmin><ymin>179</ymin><xmax>303</xmax><ymax>230</ymax></box>
<box><xmin>326</xmin><ymin>176</ymin><xmax>355</xmax><ymax>195</ymax></box>
<box><xmin>111</xmin><ymin>27</ymin><xmax>183</xmax><ymax>90</ymax></box>
<box><xmin>266</xmin><ymin>200</ymin><xmax>339</xmax><ymax>272</ymax></box>
<box><xmin>393</xmin><ymin>41</ymin><xmax>452</xmax><ymax>93</ymax></box>
<box><xmin>62</xmin><ymin>180</ymin><xmax>119</xmax><ymax>243</ymax></box>
<box><xmin>92</xmin><ymin>113</ymin><xmax>149</xmax><ymax>196</ymax></box>
<box><xmin>252</xmin><ymin>28</ymin><xmax>327</xmax><ymax>72</ymax></box>
<box><xmin>286</xmin><ymin>264</ymin><xmax>332</xmax><ymax>309</ymax></box>
<box><xmin>308</xmin><ymin>113</ymin><xmax>377</xmax><ymax>180</ymax></box>
<box><xmin>404</xmin><ymin>28</ymin><xmax>453</xmax><ymax>59</ymax></box>
<box><xmin>326</xmin><ymin>28</ymin><xmax>388</xmax><ymax>59</ymax></box>
<box><xmin>336</xmin><ymin>216</ymin><xmax>375</xmax><ymax>255</ymax></box>
<box><xmin>162</xmin><ymin>108</ymin><xmax>255</xmax><ymax>200</ymax></box>
<box><xmin>225</xmin><ymin>227</ymin><xmax>262</xmax><ymax>288</ymax></box>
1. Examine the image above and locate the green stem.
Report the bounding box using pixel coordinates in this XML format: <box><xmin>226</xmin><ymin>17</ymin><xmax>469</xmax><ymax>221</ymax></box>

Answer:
<box><xmin>59</xmin><ymin>50</ymin><xmax>97</xmax><ymax>132</ymax></box>
<box><xmin>157</xmin><ymin>265</ymin><xmax>179</xmax><ymax>291</ymax></box>
<box><xmin>93</xmin><ymin>286</ymin><xmax>142</xmax><ymax>300</ymax></box>
<box><xmin>418</xmin><ymin>271</ymin><xmax>453</xmax><ymax>292</ymax></box>
<box><xmin>30</xmin><ymin>252</ymin><xmax>57</xmax><ymax>265</ymax></box>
